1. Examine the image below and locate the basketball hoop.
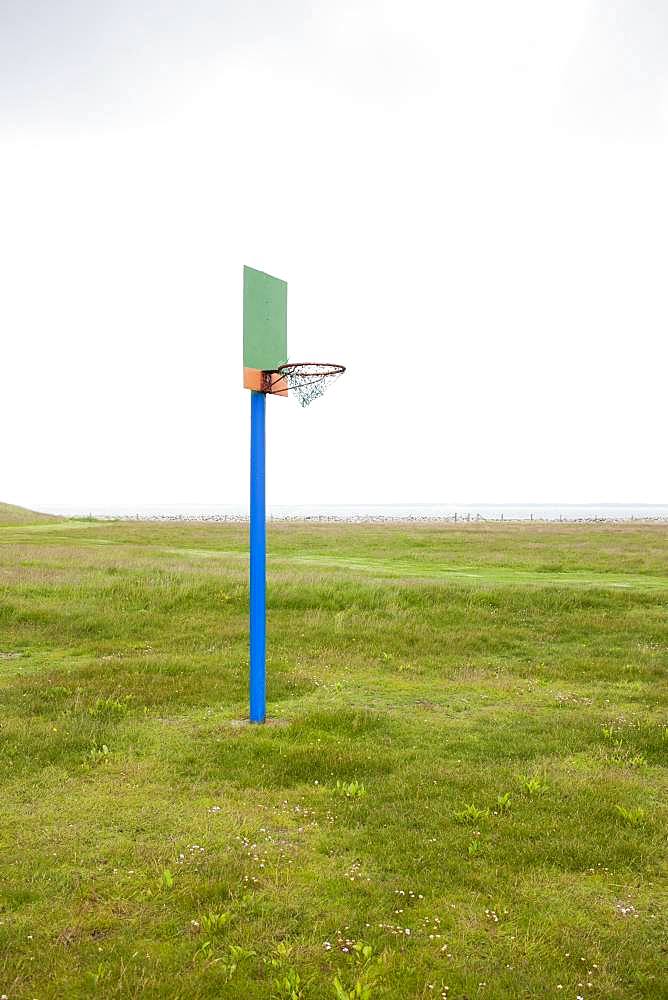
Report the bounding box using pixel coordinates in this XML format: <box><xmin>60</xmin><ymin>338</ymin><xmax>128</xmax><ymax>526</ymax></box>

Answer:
<box><xmin>265</xmin><ymin>362</ymin><xmax>345</xmax><ymax>407</ymax></box>
<box><xmin>243</xmin><ymin>265</ymin><xmax>346</xmax><ymax>723</ymax></box>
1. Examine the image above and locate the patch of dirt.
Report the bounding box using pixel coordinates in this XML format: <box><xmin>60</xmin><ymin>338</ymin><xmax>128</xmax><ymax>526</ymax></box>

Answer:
<box><xmin>56</xmin><ymin>926</ymin><xmax>82</xmax><ymax>946</ymax></box>
<box><xmin>226</xmin><ymin>717</ymin><xmax>291</xmax><ymax>729</ymax></box>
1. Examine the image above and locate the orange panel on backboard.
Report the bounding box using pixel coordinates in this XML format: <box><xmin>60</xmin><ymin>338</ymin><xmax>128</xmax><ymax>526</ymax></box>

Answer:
<box><xmin>243</xmin><ymin>368</ymin><xmax>288</xmax><ymax>396</ymax></box>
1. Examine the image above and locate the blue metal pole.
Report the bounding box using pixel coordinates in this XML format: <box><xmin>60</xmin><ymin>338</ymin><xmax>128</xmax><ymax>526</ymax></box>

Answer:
<box><xmin>249</xmin><ymin>390</ymin><xmax>266</xmax><ymax>723</ymax></box>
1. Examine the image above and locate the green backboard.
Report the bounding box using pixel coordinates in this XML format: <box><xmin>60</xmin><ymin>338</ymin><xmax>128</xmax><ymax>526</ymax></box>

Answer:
<box><xmin>243</xmin><ymin>266</ymin><xmax>287</xmax><ymax>373</ymax></box>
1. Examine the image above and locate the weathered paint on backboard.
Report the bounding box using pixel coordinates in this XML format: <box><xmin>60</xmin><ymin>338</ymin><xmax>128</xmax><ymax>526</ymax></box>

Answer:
<box><xmin>243</xmin><ymin>266</ymin><xmax>287</xmax><ymax>375</ymax></box>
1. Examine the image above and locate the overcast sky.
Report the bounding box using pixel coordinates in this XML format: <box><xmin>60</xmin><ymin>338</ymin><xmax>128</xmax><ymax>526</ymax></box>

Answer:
<box><xmin>1</xmin><ymin>0</ymin><xmax>666</xmax><ymax>508</ymax></box>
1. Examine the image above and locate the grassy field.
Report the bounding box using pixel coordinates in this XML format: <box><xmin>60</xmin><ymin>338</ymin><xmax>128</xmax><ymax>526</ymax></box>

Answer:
<box><xmin>0</xmin><ymin>511</ymin><xmax>666</xmax><ymax>1000</ymax></box>
<box><xmin>0</xmin><ymin>503</ymin><xmax>60</xmax><ymax>527</ymax></box>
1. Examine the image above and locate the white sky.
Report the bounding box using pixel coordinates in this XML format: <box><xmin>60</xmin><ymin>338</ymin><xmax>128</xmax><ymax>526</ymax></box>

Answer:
<box><xmin>1</xmin><ymin>0</ymin><xmax>667</xmax><ymax>508</ymax></box>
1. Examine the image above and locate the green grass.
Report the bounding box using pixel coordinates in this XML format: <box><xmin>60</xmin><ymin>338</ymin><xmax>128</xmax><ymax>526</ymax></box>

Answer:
<box><xmin>0</xmin><ymin>515</ymin><xmax>666</xmax><ymax>999</ymax></box>
<box><xmin>0</xmin><ymin>502</ymin><xmax>61</xmax><ymax>527</ymax></box>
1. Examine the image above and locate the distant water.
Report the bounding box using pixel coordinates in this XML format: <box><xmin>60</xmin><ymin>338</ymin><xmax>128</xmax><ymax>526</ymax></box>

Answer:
<box><xmin>42</xmin><ymin>503</ymin><xmax>668</xmax><ymax>523</ymax></box>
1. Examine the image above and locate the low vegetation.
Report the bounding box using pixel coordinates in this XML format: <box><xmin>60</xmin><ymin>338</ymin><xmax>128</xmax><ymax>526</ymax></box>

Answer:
<box><xmin>0</xmin><ymin>512</ymin><xmax>665</xmax><ymax>998</ymax></box>
<box><xmin>0</xmin><ymin>502</ymin><xmax>60</xmax><ymax>527</ymax></box>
